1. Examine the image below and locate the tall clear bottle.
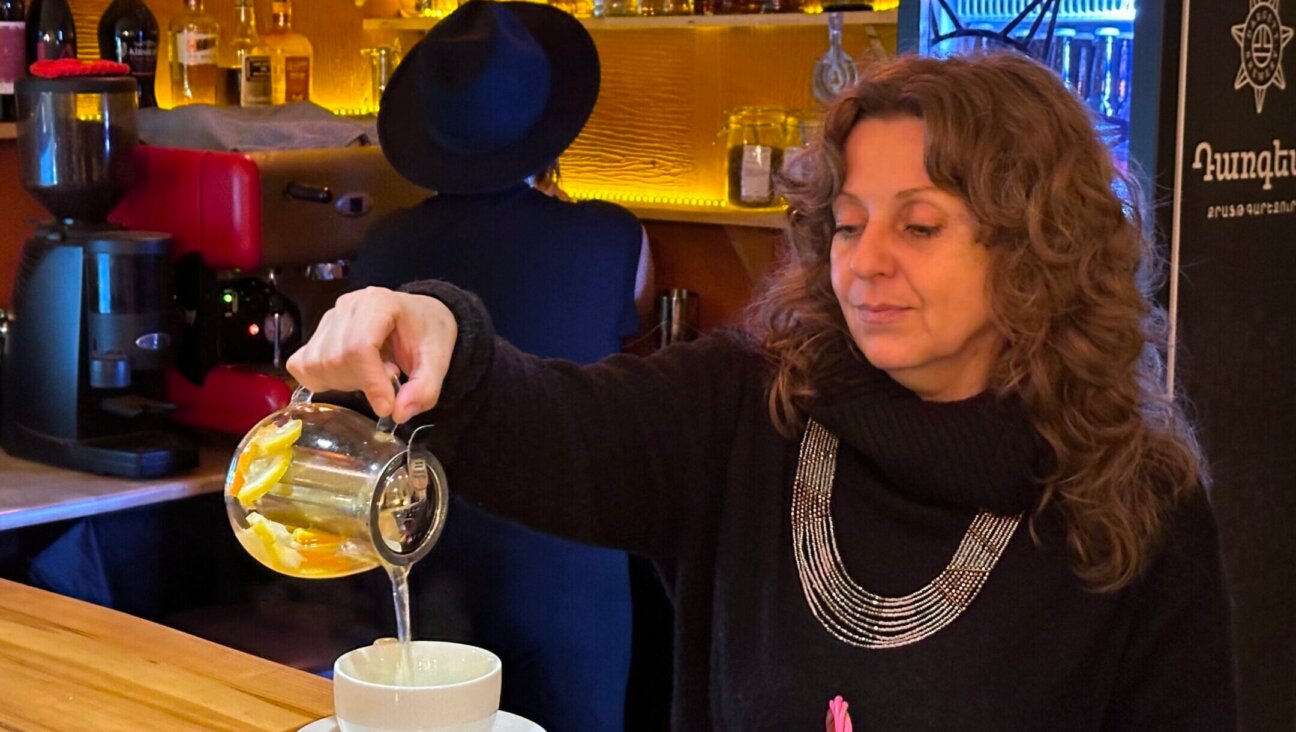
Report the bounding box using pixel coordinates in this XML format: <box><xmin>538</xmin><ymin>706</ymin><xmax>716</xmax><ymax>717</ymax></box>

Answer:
<box><xmin>220</xmin><ymin>0</ymin><xmax>270</xmax><ymax>106</ymax></box>
<box><xmin>263</xmin><ymin>0</ymin><xmax>311</xmax><ymax>104</ymax></box>
<box><xmin>168</xmin><ymin>0</ymin><xmax>218</xmax><ymax>106</ymax></box>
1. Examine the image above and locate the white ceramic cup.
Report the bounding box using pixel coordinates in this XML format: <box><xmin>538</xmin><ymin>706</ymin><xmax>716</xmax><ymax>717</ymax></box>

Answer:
<box><xmin>334</xmin><ymin>641</ymin><xmax>503</xmax><ymax>732</ymax></box>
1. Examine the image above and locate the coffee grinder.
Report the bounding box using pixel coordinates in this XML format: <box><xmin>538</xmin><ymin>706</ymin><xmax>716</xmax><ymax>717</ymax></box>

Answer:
<box><xmin>3</xmin><ymin>75</ymin><xmax>196</xmax><ymax>478</ymax></box>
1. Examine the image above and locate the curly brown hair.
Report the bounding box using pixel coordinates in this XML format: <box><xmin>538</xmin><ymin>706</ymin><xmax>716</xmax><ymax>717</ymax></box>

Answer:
<box><xmin>749</xmin><ymin>51</ymin><xmax>1207</xmax><ymax>591</ymax></box>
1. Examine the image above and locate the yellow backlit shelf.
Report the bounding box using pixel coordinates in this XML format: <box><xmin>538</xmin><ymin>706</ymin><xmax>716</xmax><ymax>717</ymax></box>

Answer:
<box><xmin>623</xmin><ymin>201</ymin><xmax>786</xmax><ymax>228</ymax></box>
<box><xmin>0</xmin><ymin>123</ymin><xmax>16</xmax><ymax>141</ymax></box>
<box><xmin>363</xmin><ymin>9</ymin><xmax>896</xmax><ymax>32</ymax></box>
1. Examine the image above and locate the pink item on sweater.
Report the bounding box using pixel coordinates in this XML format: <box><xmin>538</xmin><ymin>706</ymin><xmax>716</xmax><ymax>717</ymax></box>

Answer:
<box><xmin>826</xmin><ymin>695</ymin><xmax>854</xmax><ymax>732</ymax></box>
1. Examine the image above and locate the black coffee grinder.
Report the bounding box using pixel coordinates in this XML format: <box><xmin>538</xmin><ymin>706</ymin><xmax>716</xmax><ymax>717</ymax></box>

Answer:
<box><xmin>3</xmin><ymin>75</ymin><xmax>196</xmax><ymax>478</ymax></box>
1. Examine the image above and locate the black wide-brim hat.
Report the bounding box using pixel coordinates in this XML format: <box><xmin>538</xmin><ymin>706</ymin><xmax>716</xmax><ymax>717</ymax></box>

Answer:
<box><xmin>378</xmin><ymin>0</ymin><xmax>600</xmax><ymax>194</ymax></box>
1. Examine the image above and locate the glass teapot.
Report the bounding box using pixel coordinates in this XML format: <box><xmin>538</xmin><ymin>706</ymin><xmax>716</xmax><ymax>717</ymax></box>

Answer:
<box><xmin>224</xmin><ymin>382</ymin><xmax>449</xmax><ymax>579</ymax></box>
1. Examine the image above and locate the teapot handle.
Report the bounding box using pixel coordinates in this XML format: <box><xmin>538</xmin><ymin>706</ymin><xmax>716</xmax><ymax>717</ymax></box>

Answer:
<box><xmin>410</xmin><ymin>422</ymin><xmax>449</xmax><ymax>549</ymax></box>
<box><xmin>372</xmin><ymin>422</ymin><xmax>449</xmax><ymax>567</ymax></box>
<box><xmin>291</xmin><ymin>375</ymin><xmax>405</xmax><ymax>434</ymax></box>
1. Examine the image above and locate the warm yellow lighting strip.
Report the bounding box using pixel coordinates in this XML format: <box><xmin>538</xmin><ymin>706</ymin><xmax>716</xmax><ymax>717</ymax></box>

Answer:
<box><xmin>331</xmin><ymin>106</ymin><xmax>379</xmax><ymax>117</ymax></box>
<box><xmin>566</xmin><ymin>189</ymin><xmax>731</xmax><ymax>208</ymax></box>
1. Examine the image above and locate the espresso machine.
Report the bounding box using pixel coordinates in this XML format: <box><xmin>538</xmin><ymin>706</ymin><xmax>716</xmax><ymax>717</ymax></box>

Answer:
<box><xmin>3</xmin><ymin>76</ymin><xmax>197</xmax><ymax>478</ymax></box>
<box><xmin>108</xmin><ymin>145</ymin><xmax>429</xmax><ymax>435</ymax></box>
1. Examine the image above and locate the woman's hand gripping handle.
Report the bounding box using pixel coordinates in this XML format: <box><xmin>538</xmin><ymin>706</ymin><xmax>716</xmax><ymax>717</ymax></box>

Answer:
<box><xmin>286</xmin><ymin>287</ymin><xmax>459</xmax><ymax>424</ymax></box>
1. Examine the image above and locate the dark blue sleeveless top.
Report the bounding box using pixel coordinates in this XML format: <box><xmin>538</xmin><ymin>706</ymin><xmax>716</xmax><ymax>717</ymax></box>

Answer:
<box><xmin>354</xmin><ymin>184</ymin><xmax>643</xmax><ymax>362</ymax></box>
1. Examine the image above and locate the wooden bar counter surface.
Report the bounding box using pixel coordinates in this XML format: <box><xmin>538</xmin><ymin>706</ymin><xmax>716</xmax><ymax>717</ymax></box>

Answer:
<box><xmin>0</xmin><ymin>447</ymin><xmax>230</xmax><ymax>531</ymax></box>
<box><xmin>0</xmin><ymin>578</ymin><xmax>332</xmax><ymax>731</ymax></box>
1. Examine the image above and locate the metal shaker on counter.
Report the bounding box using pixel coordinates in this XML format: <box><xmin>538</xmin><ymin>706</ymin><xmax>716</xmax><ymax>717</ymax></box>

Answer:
<box><xmin>656</xmin><ymin>289</ymin><xmax>699</xmax><ymax>349</ymax></box>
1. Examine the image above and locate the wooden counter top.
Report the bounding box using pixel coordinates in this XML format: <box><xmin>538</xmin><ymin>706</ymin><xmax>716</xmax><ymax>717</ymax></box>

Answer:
<box><xmin>0</xmin><ymin>577</ymin><xmax>332</xmax><ymax>731</ymax></box>
<box><xmin>0</xmin><ymin>447</ymin><xmax>231</xmax><ymax>531</ymax></box>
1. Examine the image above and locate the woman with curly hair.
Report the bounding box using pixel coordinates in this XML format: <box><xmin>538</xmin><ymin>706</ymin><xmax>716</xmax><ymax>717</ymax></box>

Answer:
<box><xmin>288</xmin><ymin>51</ymin><xmax>1235</xmax><ymax>730</ymax></box>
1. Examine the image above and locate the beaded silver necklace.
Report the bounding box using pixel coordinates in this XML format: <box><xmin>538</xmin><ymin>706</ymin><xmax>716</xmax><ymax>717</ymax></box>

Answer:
<box><xmin>791</xmin><ymin>419</ymin><xmax>1023</xmax><ymax>649</ymax></box>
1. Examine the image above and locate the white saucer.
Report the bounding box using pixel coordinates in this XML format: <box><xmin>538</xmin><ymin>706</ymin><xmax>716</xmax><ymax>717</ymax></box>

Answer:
<box><xmin>299</xmin><ymin>711</ymin><xmax>543</xmax><ymax>732</ymax></box>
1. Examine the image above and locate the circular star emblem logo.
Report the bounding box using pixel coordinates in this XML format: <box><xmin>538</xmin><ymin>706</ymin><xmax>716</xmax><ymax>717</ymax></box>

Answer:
<box><xmin>1233</xmin><ymin>0</ymin><xmax>1295</xmax><ymax>113</ymax></box>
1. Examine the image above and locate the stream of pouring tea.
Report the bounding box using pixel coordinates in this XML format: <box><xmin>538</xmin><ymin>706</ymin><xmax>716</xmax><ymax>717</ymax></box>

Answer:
<box><xmin>387</xmin><ymin>563</ymin><xmax>415</xmax><ymax>685</ymax></box>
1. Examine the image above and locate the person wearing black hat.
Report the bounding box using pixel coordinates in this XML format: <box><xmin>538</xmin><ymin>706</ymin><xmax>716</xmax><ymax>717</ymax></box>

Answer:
<box><xmin>352</xmin><ymin>3</ymin><xmax>652</xmax><ymax>731</ymax></box>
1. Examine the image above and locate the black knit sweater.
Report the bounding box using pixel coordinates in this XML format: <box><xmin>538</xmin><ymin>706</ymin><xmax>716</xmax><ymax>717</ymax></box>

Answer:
<box><xmin>404</xmin><ymin>280</ymin><xmax>1237</xmax><ymax>731</ymax></box>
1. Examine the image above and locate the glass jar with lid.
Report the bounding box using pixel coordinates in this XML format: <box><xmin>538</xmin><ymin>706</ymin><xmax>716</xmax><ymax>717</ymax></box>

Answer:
<box><xmin>724</xmin><ymin>107</ymin><xmax>785</xmax><ymax>209</ymax></box>
<box><xmin>780</xmin><ymin>109</ymin><xmax>822</xmax><ymax>177</ymax></box>
<box><xmin>641</xmin><ymin>0</ymin><xmax>692</xmax><ymax>15</ymax></box>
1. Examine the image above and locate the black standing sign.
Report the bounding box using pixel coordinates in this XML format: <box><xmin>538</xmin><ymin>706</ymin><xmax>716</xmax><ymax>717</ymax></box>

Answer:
<box><xmin>1172</xmin><ymin>1</ymin><xmax>1296</xmax><ymax>729</ymax></box>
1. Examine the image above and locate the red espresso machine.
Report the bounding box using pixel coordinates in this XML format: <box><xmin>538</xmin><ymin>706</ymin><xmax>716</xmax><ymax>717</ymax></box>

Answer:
<box><xmin>109</xmin><ymin>145</ymin><xmax>429</xmax><ymax>434</ymax></box>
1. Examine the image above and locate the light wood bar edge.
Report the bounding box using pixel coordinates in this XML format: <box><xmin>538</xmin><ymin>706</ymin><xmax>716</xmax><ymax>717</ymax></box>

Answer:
<box><xmin>0</xmin><ymin>447</ymin><xmax>230</xmax><ymax>531</ymax></box>
<box><xmin>0</xmin><ymin>577</ymin><xmax>332</xmax><ymax>731</ymax></box>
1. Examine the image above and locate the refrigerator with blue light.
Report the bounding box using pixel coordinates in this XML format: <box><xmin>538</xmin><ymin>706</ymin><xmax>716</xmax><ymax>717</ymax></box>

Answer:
<box><xmin>898</xmin><ymin>0</ymin><xmax>1145</xmax><ymax>175</ymax></box>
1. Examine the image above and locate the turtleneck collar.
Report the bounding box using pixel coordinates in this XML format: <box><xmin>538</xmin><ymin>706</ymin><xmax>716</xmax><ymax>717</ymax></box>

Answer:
<box><xmin>802</xmin><ymin>336</ymin><xmax>1048</xmax><ymax>514</ymax></box>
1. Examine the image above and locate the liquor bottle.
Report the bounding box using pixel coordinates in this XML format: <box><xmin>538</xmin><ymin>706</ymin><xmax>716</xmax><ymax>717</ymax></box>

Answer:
<box><xmin>25</xmin><ymin>0</ymin><xmax>74</xmax><ymax>63</ymax></box>
<box><xmin>99</xmin><ymin>0</ymin><xmax>159</xmax><ymax>108</ymax></box>
<box><xmin>0</xmin><ymin>0</ymin><xmax>23</xmax><ymax>122</ymax></box>
<box><xmin>168</xmin><ymin>0</ymin><xmax>218</xmax><ymax>106</ymax></box>
<box><xmin>263</xmin><ymin>0</ymin><xmax>311</xmax><ymax>104</ymax></box>
<box><xmin>220</xmin><ymin>0</ymin><xmax>270</xmax><ymax>106</ymax></box>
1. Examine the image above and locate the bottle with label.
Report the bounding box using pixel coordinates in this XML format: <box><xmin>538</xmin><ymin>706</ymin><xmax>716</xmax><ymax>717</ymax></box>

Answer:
<box><xmin>0</xmin><ymin>0</ymin><xmax>23</xmax><ymax>123</ymax></box>
<box><xmin>25</xmin><ymin>0</ymin><xmax>75</xmax><ymax>64</ymax></box>
<box><xmin>221</xmin><ymin>0</ymin><xmax>270</xmax><ymax>106</ymax></box>
<box><xmin>99</xmin><ymin>0</ymin><xmax>160</xmax><ymax>108</ymax></box>
<box><xmin>168</xmin><ymin>0</ymin><xmax>219</xmax><ymax>106</ymax></box>
<box><xmin>264</xmin><ymin>0</ymin><xmax>311</xmax><ymax>104</ymax></box>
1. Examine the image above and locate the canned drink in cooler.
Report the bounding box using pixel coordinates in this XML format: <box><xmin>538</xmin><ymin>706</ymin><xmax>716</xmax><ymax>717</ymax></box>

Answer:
<box><xmin>1073</xmin><ymin>32</ymin><xmax>1096</xmax><ymax>107</ymax></box>
<box><xmin>1049</xmin><ymin>28</ymin><xmax>1078</xmax><ymax>88</ymax></box>
<box><xmin>1113</xmin><ymin>32</ymin><xmax>1134</xmax><ymax>120</ymax></box>
<box><xmin>1095</xmin><ymin>26</ymin><xmax>1121</xmax><ymax>118</ymax></box>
